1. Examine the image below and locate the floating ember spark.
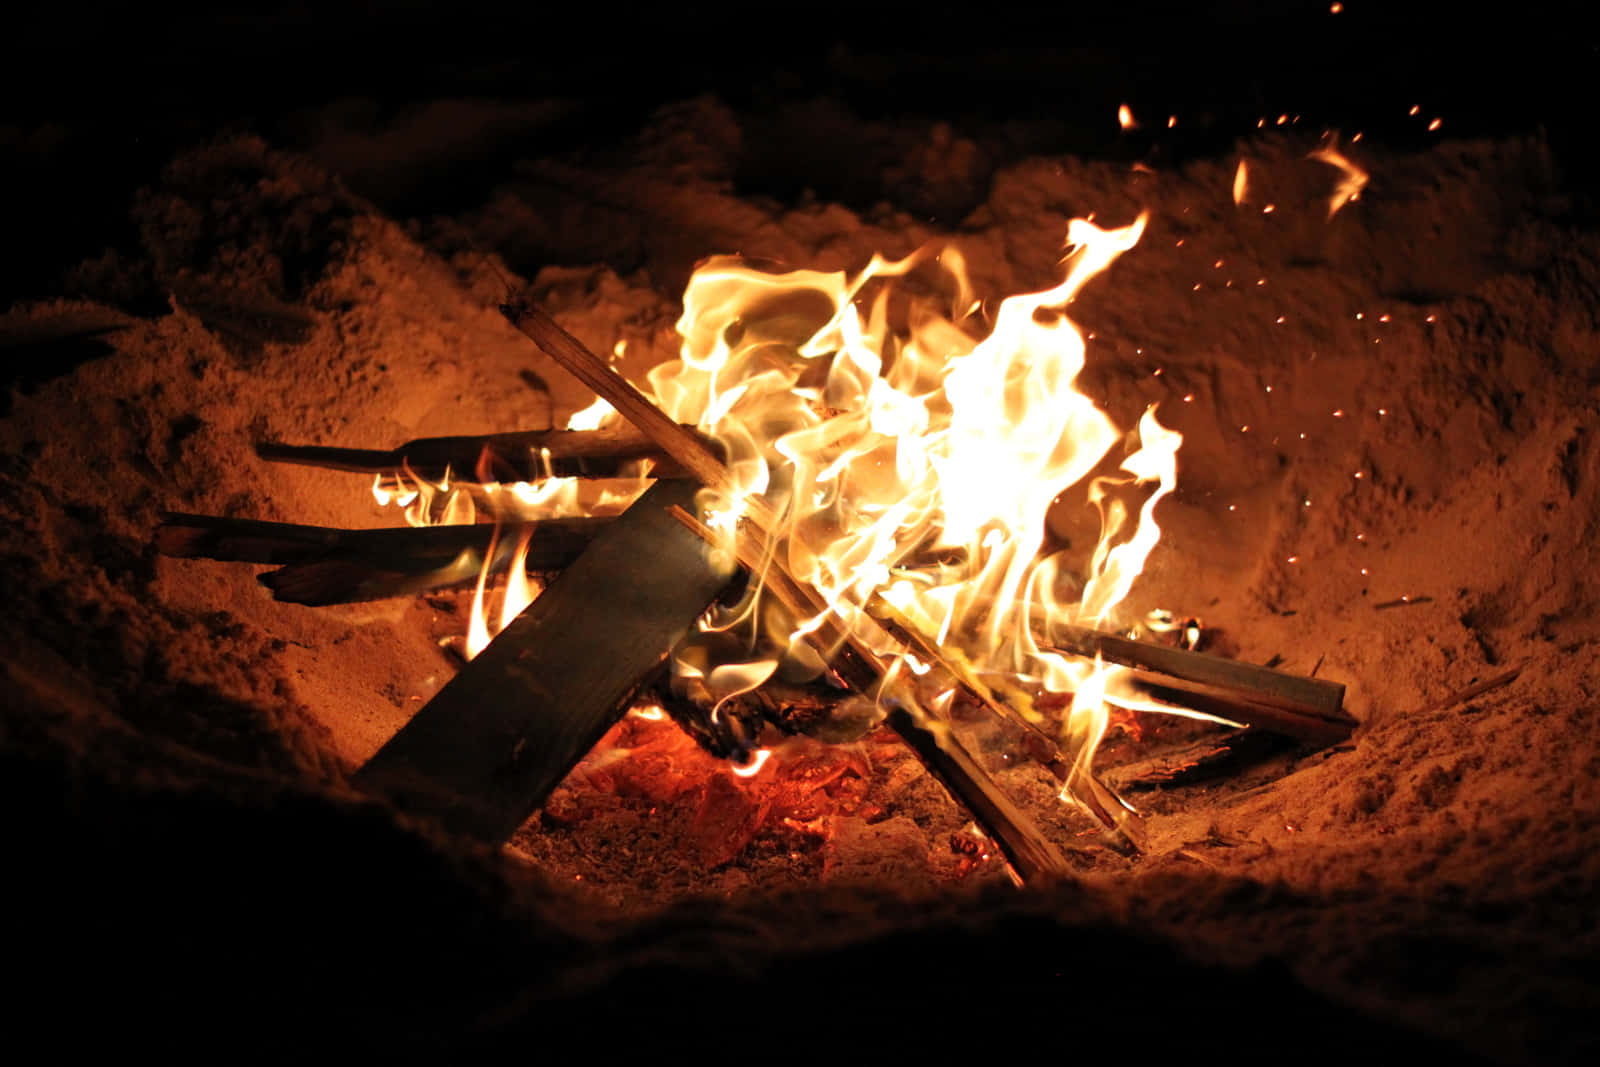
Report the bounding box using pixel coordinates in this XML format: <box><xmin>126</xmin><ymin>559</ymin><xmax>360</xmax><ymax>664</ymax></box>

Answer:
<box><xmin>1308</xmin><ymin>135</ymin><xmax>1369</xmax><ymax>218</ymax></box>
<box><xmin>1233</xmin><ymin>160</ymin><xmax>1250</xmax><ymax>205</ymax></box>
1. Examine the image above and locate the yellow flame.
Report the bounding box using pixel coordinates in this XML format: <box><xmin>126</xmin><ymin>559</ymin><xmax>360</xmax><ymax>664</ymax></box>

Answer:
<box><xmin>567</xmin><ymin>396</ymin><xmax>617</xmax><ymax>431</ymax></box>
<box><xmin>374</xmin><ymin>397</ymin><xmax>647</xmax><ymax>659</ymax></box>
<box><xmin>638</xmin><ymin>213</ymin><xmax>1180</xmax><ymax>793</ymax></box>
<box><xmin>1232</xmin><ymin>160</ymin><xmax>1249</xmax><ymax>205</ymax></box>
<box><xmin>498</xmin><ymin>526</ymin><xmax>538</xmax><ymax>631</ymax></box>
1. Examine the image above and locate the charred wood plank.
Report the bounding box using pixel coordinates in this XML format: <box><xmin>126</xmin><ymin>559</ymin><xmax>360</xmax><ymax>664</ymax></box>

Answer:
<box><xmin>503</xmin><ymin>301</ymin><xmax>1074</xmax><ymax>882</ymax></box>
<box><xmin>157</xmin><ymin>512</ymin><xmax>608</xmax><ymax>605</ymax></box>
<box><xmin>353</xmin><ymin>479</ymin><xmax>736</xmax><ymax>842</ymax></box>
<box><xmin>255</xmin><ymin>424</ymin><xmax>710</xmax><ymax>482</ymax></box>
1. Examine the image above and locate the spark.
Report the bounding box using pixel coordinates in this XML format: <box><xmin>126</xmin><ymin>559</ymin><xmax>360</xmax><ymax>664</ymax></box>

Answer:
<box><xmin>732</xmin><ymin>749</ymin><xmax>773</xmax><ymax>777</ymax></box>
<box><xmin>1308</xmin><ymin>136</ymin><xmax>1369</xmax><ymax>218</ymax></box>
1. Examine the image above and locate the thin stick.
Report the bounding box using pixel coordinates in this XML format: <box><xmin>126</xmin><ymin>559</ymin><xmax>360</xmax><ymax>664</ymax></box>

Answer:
<box><xmin>1417</xmin><ymin>662</ymin><xmax>1526</xmax><ymax>715</ymax></box>
<box><xmin>1374</xmin><ymin>595</ymin><xmax>1434</xmax><ymax>611</ymax></box>
<box><xmin>505</xmin><ymin>309</ymin><xmax>742</xmax><ymax>495</ymax></box>
<box><xmin>256</xmin><ymin>423</ymin><xmax>709</xmax><ymax>482</ymax></box>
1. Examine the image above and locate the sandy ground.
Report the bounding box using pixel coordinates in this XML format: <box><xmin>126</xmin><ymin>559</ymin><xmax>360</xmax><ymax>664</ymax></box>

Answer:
<box><xmin>3</xmin><ymin>97</ymin><xmax>1597</xmax><ymax>1062</ymax></box>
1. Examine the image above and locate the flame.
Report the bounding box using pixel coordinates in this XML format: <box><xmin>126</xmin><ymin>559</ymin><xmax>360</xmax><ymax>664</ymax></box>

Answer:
<box><xmin>1117</xmin><ymin>103</ymin><xmax>1137</xmax><ymax>130</ymax></box>
<box><xmin>638</xmin><ymin>213</ymin><xmax>1184</xmax><ymax>805</ymax></box>
<box><xmin>731</xmin><ymin>748</ymin><xmax>773</xmax><ymax>777</ymax></box>
<box><xmin>374</xmin><ymin>399</ymin><xmax>646</xmax><ymax>659</ymax></box>
<box><xmin>374</xmin><ymin>215</ymin><xmax>1194</xmax><ymax>807</ymax></box>
<box><xmin>1232</xmin><ymin>160</ymin><xmax>1249</xmax><ymax>206</ymax></box>
<box><xmin>1308</xmin><ymin>136</ymin><xmax>1369</xmax><ymax>218</ymax></box>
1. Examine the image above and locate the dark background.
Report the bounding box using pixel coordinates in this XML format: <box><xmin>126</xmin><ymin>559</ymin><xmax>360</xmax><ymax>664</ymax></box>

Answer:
<box><xmin>4</xmin><ymin>1</ymin><xmax>1595</xmax><ymax>305</ymax></box>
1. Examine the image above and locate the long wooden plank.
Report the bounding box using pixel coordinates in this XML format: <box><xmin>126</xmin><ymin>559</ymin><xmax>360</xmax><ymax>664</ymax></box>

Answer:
<box><xmin>353</xmin><ymin>479</ymin><xmax>735</xmax><ymax>841</ymax></box>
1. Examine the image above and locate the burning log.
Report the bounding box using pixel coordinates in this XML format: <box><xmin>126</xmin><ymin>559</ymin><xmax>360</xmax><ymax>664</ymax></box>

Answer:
<box><xmin>354</xmin><ymin>478</ymin><xmax>737</xmax><ymax>841</ymax></box>
<box><xmin>156</xmin><ymin>512</ymin><xmax>607</xmax><ymax>605</ymax></box>
<box><xmin>255</xmin><ymin>423</ymin><xmax>714</xmax><ymax>482</ymax></box>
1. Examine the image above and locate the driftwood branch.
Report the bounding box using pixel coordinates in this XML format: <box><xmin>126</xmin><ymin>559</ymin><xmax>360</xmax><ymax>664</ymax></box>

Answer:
<box><xmin>256</xmin><ymin>423</ymin><xmax>714</xmax><ymax>482</ymax></box>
